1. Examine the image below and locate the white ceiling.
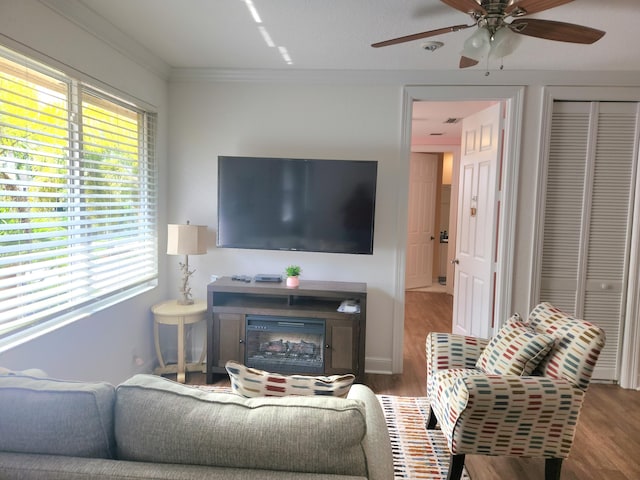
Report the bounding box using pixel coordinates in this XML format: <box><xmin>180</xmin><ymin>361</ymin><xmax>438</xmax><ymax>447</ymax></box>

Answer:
<box><xmin>47</xmin><ymin>0</ymin><xmax>640</xmax><ymax>142</ymax></box>
<box><xmin>411</xmin><ymin>100</ymin><xmax>496</xmax><ymax>144</ymax></box>
<box><xmin>68</xmin><ymin>0</ymin><xmax>639</xmax><ymax>72</ymax></box>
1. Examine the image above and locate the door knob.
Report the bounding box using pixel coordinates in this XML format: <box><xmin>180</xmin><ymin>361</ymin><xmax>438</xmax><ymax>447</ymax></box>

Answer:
<box><xmin>451</xmin><ymin>259</ymin><xmax>459</xmax><ymax>265</ymax></box>
<box><xmin>430</xmin><ymin>236</ymin><xmax>435</xmax><ymax>240</ymax></box>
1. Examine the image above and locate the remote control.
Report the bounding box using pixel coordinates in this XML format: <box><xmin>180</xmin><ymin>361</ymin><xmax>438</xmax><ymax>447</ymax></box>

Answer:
<box><xmin>232</xmin><ymin>275</ymin><xmax>251</xmax><ymax>282</ymax></box>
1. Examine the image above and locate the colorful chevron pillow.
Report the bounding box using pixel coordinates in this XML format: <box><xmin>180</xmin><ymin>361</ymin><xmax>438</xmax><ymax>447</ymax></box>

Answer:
<box><xmin>225</xmin><ymin>360</ymin><xmax>355</xmax><ymax>398</ymax></box>
<box><xmin>527</xmin><ymin>302</ymin><xmax>606</xmax><ymax>390</ymax></box>
<box><xmin>476</xmin><ymin>315</ymin><xmax>556</xmax><ymax>376</ymax></box>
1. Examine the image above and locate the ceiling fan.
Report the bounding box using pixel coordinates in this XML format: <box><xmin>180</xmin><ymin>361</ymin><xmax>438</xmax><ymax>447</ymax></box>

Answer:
<box><xmin>371</xmin><ymin>0</ymin><xmax>606</xmax><ymax>68</ymax></box>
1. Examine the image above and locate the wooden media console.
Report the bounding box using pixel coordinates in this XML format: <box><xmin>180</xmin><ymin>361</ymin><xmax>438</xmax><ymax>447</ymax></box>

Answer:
<box><xmin>206</xmin><ymin>277</ymin><xmax>367</xmax><ymax>383</ymax></box>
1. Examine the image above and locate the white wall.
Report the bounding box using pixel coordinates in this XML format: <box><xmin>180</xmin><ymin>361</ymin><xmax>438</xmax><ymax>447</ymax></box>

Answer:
<box><xmin>0</xmin><ymin>0</ymin><xmax>170</xmax><ymax>384</ymax></box>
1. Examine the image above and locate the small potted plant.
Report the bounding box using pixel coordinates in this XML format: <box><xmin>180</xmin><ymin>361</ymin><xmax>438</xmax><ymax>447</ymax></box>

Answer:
<box><xmin>285</xmin><ymin>265</ymin><xmax>301</xmax><ymax>288</ymax></box>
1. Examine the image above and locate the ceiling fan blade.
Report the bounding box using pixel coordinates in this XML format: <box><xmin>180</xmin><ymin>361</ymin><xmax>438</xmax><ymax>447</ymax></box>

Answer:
<box><xmin>505</xmin><ymin>0</ymin><xmax>574</xmax><ymax>16</ymax></box>
<box><xmin>510</xmin><ymin>18</ymin><xmax>605</xmax><ymax>44</ymax></box>
<box><xmin>440</xmin><ymin>0</ymin><xmax>486</xmax><ymax>15</ymax></box>
<box><xmin>459</xmin><ymin>56</ymin><xmax>479</xmax><ymax>68</ymax></box>
<box><xmin>371</xmin><ymin>24</ymin><xmax>474</xmax><ymax>48</ymax></box>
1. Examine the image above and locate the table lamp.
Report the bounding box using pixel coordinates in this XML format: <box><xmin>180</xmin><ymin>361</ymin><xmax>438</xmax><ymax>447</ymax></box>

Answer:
<box><xmin>167</xmin><ymin>221</ymin><xmax>208</xmax><ymax>305</ymax></box>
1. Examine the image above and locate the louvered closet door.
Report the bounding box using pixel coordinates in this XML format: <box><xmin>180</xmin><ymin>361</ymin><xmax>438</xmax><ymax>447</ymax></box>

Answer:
<box><xmin>541</xmin><ymin>101</ymin><xmax>639</xmax><ymax>381</ymax></box>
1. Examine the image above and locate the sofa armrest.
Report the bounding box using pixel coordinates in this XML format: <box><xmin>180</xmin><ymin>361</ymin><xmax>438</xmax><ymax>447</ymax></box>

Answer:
<box><xmin>346</xmin><ymin>384</ymin><xmax>394</xmax><ymax>480</ymax></box>
<box><xmin>432</xmin><ymin>373</ymin><xmax>585</xmax><ymax>458</ymax></box>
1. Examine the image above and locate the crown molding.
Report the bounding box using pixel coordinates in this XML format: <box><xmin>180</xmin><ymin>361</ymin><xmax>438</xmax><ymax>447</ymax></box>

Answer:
<box><xmin>169</xmin><ymin>67</ymin><xmax>484</xmax><ymax>85</ymax></box>
<box><xmin>169</xmin><ymin>67</ymin><xmax>640</xmax><ymax>87</ymax></box>
<box><xmin>39</xmin><ymin>0</ymin><xmax>171</xmax><ymax>79</ymax></box>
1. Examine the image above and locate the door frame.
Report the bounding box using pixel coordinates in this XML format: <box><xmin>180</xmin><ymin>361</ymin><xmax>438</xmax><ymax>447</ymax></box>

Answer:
<box><xmin>392</xmin><ymin>85</ymin><xmax>525</xmax><ymax>373</ymax></box>
<box><xmin>535</xmin><ymin>86</ymin><xmax>640</xmax><ymax>389</ymax></box>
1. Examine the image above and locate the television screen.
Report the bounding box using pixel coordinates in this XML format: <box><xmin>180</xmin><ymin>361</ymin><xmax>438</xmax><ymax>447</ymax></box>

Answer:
<box><xmin>217</xmin><ymin>156</ymin><xmax>377</xmax><ymax>254</ymax></box>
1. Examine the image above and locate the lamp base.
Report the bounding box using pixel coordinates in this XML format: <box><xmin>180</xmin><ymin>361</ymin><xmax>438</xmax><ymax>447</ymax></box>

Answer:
<box><xmin>177</xmin><ymin>255</ymin><xmax>195</xmax><ymax>306</ymax></box>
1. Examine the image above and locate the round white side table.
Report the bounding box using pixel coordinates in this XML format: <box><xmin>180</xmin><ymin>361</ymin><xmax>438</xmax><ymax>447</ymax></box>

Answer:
<box><xmin>152</xmin><ymin>299</ymin><xmax>207</xmax><ymax>383</ymax></box>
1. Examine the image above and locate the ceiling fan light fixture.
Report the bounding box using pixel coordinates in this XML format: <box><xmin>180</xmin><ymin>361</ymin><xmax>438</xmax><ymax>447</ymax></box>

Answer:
<box><xmin>372</xmin><ymin>0</ymin><xmax>607</xmax><ymax>70</ymax></box>
<box><xmin>489</xmin><ymin>27</ymin><xmax>522</xmax><ymax>59</ymax></box>
<box><xmin>461</xmin><ymin>27</ymin><xmax>491</xmax><ymax>61</ymax></box>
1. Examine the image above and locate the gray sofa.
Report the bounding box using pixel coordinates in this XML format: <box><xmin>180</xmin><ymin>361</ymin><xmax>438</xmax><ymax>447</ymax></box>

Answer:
<box><xmin>0</xmin><ymin>372</ymin><xmax>394</xmax><ymax>480</ymax></box>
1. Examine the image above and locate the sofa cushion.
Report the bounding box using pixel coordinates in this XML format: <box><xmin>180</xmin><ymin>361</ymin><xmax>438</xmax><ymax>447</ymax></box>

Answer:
<box><xmin>0</xmin><ymin>373</ymin><xmax>116</xmax><ymax>459</ymax></box>
<box><xmin>225</xmin><ymin>360</ymin><xmax>355</xmax><ymax>398</ymax></box>
<box><xmin>115</xmin><ymin>374</ymin><xmax>369</xmax><ymax>476</ymax></box>
<box><xmin>476</xmin><ymin>315</ymin><xmax>556</xmax><ymax>376</ymax></box>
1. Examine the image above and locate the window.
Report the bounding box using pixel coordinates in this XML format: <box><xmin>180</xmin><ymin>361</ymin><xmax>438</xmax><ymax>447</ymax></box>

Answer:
<box><xmin>0</xmin><ymin>46</ymin><xmax>157</xmax><ymax>345</ymax></box>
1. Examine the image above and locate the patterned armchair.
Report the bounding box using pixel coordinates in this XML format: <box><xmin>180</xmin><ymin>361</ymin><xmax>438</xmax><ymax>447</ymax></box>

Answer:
<box><xmin>425</xmin><ymin>302</ymin><xmax>606</xmax><ymax>480</ymax></box>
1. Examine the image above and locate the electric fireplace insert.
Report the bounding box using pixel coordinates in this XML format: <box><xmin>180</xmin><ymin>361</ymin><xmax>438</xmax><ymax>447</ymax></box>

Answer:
<box><xmin>245</xmin><ymin>315</ymin><xmax>325</xmax><ymax>374</ymax></box>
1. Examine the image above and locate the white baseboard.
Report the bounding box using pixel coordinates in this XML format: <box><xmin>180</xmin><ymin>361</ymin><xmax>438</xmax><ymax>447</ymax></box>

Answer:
<box><xmin>365</xmin><ymin>356</ymin><xmax>393</xmax><ymax>375</ymax></box>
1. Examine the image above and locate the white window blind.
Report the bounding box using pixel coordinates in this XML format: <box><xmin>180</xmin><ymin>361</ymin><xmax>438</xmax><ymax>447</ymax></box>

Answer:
<box><xmin>0</xmin><ymin>47</ymin><xmax>157</xmax><ymax>342</ymax></box>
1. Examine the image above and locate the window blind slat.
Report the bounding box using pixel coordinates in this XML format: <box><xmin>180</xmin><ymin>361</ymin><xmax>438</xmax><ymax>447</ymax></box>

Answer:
<box><xmin>0</xmin><ymin>252</ymin><xmax>157</xmax><ymax>298</ymax></box>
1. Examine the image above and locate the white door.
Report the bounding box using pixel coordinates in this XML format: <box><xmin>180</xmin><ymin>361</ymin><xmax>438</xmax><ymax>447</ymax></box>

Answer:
<box><xmin>452</xmin><ymin>103</ymin><xmax>502</xmax><ymax>338</ymax></box>
<box><xmin>405</xmin><ymin>153</ymin><xmax>438</xmax><ymax>289</ymax></box>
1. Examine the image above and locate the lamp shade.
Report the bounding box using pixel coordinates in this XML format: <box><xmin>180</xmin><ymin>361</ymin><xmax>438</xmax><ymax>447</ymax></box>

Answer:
<box><xmin>167</xmin><ymin>223</ymin><xmax>208</xmax><ymax>255</ymax></box>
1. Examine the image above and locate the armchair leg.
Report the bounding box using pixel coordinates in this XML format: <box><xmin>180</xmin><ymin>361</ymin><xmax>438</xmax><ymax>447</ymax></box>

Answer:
<box><xmin>426</xmin><ymin>405</ymin><xmax>437</xmax><ymax>429</ymax></box>
<box><xmin>545</xmin><ymin>458</ymin><xmax>563</xmax><ymax>480</ymax></box>
<box><xmin>446</xmin><ymin>454</ymin><xmax>466</xmax><ymax>480</ymax></box>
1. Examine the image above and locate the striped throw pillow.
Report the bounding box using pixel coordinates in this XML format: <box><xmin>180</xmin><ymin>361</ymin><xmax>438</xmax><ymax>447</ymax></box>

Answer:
<box><xmin>225</xmin><ymin>361</ymin><xmax>355</xmax><ymax>398</ymax></box>
<box><xmin>476</xmin><ymin>316</ymin><xmax>556</xmax><ymax>376</ymax></box>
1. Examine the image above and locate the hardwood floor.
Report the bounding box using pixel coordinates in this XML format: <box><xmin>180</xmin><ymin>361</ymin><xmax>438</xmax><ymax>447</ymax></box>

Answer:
<box><xmin>363</xmin><ymin>291</ymin><xmax>451</xmax><ymax>397</ymax></box>
<box><xmin>189</xmin><ymin>290</ymin><xmax>640</xmax><ymax>479</ymax></box>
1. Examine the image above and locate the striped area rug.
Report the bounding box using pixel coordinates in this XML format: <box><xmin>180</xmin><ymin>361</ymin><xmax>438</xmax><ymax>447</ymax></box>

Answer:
<box><xmin>378</xmin><ymin>394</ymin><xmax>471</xmax><ymax>480</ymax></box>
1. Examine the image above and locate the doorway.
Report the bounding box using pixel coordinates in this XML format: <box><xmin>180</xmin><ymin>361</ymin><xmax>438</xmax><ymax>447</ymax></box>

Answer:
<box><xmin>405</xmin><ymin>102</ymin><xmax>499</xmax><ymax>339</ymax></box>
<box><xmin>392</xmin><ymin>86</ymin><xmax>525</xmax><ymax>373</ymax></box>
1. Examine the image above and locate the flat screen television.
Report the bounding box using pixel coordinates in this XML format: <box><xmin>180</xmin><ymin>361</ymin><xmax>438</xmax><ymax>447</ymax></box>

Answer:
<box><xmin>217</xmin><ymin>156</ymin><xmax>377</xmax><ymax>254</ymax></box>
